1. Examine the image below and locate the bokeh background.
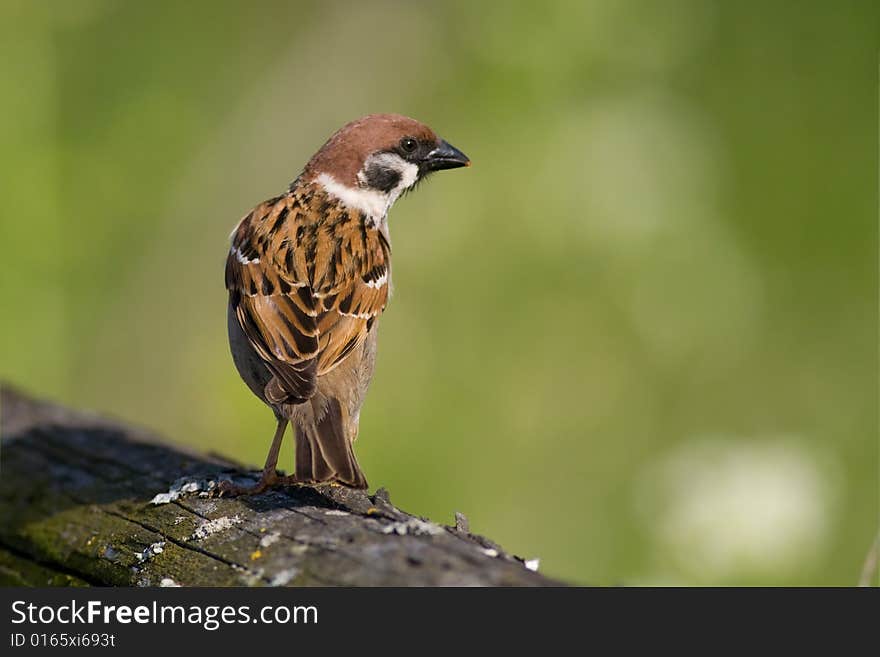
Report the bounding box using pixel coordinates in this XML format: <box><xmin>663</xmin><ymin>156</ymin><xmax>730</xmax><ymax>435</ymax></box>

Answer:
<box><xmin>1</xmin><ymin>0</ymin><xmax>877</xmax><ymax>585</ymax></box>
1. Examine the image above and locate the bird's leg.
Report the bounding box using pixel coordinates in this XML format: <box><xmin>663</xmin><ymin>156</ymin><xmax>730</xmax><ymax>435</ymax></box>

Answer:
<box><xmin>218</xmin><ymin>418</ymin><xmax>288</xmax><ymax>497</ymax></box>
<box><xmin>255</xmin><ymin>416</ymin><xmax>288</xmax><ymax>486</ymax></box>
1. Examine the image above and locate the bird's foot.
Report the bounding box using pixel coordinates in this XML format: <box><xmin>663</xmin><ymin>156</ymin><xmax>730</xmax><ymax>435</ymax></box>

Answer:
<box><xmin>216</xmin><ymin>479</ymin><xmax>268</xmax><ymax>498</ymax></box>
<box><xmin>216</xmin><ymin>471</ymin><xmax>304</xmax><ymax>497</ymax></box>
<box><xmin>216</xmin><ymin>471</ymin><xmax>277</xmax><ymax>497</ymax></box>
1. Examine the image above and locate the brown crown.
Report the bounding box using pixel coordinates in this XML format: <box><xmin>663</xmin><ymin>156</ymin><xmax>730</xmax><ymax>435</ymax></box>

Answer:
<box><xmin>301</xmin><ymin>114</ymin><xmax>438</xmax><ymax>187</ymax></box>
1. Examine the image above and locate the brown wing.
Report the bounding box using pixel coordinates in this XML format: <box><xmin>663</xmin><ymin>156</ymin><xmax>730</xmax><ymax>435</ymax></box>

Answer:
<box><xmin>226</xmin><ymin>185</ymin><xmax>390</xmax><ymax>404</ymax></box>
<box><xmin>309</xmin><ymin>210</ymin><xmax>390</xmax><ymax>375</ymax></box>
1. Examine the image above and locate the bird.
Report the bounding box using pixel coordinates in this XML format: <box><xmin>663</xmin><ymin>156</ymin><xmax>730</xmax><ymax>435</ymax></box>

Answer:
<box><xmin>222</xmin><ymin>114</ymin><xmax>470</xmax><ymax>495</ymax></box>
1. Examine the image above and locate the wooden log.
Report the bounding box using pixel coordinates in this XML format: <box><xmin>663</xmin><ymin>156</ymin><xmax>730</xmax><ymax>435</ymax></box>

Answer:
<box><xmin>0</xmin><ymin>385</ymin><xmax>559</xmax><ymax>587</ymax></box>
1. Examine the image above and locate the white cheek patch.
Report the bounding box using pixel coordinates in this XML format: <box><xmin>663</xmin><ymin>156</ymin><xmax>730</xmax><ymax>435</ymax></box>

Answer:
<box><xmin>318</xmin><ymin>153</ymin><xmax>419</xmax><ymax>221</ymax></box>
<box><xmin>318</xmin><ymin>173</ymin><xmax>390</xmax><ymax>219</ymax></box>
<box><xmin>367</xmin><ymin>152</ymin><xmax>419</xmax><ymax>198</ymax></box>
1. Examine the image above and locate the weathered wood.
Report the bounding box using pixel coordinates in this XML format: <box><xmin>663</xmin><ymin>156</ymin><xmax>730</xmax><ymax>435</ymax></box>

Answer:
<box><xmin>0</xmin><ymin>386</ymin><xmax>558</xmax><ymax>587</ymax></box>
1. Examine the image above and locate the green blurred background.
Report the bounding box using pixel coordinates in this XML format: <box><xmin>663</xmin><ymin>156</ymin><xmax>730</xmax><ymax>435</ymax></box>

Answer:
<box><xmin>1</xmin><ymin>0</ymin><xmax>877</xmax><ymax>585</ymax></box>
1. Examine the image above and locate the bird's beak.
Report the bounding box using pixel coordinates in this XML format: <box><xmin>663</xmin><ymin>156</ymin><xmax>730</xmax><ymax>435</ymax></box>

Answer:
<box><xmin>424</xmin><ymin>139</ymin><xmax>471</xmax><ymax>171</ymax></box>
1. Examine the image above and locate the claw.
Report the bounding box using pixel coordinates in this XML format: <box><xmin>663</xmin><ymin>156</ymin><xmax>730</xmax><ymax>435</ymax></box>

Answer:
<box><xmin>216</xmin><ymin>473</ymin><xmax>275</xmax><ymax>498</ymax></box>
<box><xmin>216</xmin><ymin>471</ymin><xmax>306</xmax><ymax>497</ymax></box>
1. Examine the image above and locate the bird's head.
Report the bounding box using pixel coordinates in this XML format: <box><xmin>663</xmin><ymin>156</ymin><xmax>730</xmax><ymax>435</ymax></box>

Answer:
<box><xmin>300</xmin><ymin>113</ymin><xmax>470</xmax><ymax>219</ymax></box>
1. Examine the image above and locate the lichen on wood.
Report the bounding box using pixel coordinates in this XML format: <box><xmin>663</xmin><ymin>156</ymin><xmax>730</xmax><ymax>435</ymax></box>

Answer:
<box><xmin>0</xmin><ymin>386</ymin><xmax>560</xmax><ymax>587</ymax></box>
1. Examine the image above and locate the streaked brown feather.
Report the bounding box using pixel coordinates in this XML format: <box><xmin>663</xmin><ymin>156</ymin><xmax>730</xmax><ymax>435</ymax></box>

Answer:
<box><xmin>226</xmin><ymin>181</ymin><xmax>390</xmax><ymax>404</ymax></box>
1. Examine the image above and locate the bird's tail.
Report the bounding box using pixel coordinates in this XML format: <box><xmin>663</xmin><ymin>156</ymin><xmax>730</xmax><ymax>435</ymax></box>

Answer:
<box><xmin>294</xmin><ymin>397</ymin><xmax>368</xmax><ymax>489</ymax></box>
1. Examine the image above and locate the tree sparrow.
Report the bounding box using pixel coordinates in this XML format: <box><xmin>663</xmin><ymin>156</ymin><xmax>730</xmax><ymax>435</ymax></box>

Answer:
<box><xmin>224</xmin><ymin>114</ymin><xmax>470</xmax><ymax>494</ymax></box>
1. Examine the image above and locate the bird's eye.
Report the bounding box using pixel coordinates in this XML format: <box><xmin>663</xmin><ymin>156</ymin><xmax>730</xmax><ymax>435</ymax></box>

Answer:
<box><xmin>399</xmin><ymin>137</ymin><xmax>417</xmax><ymax>154</ymax></box>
